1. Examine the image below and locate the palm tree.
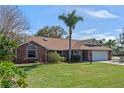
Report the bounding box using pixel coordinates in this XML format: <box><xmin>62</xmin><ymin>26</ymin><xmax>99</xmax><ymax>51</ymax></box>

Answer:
<box><xmin>58</xmin><ymin>10</ymin><xmax>83</xmax><ymax>62</ymax></box>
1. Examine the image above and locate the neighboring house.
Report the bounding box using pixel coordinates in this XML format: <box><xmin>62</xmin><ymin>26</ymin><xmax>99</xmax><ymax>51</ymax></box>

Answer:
<box><xmin>16</xmin><ymin>36</ymin><xmax>112</xmax><ymax>64</ymax></box>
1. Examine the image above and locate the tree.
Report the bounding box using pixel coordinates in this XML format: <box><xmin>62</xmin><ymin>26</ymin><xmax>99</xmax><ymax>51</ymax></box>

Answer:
<box><xmin>0</xmin><ymin>6</ymin><xmax>29</xmax><ymax>43</ymax></box>
<box><xmin>104</xmin><ymin>39</ymin><xmax>117</xmax><ymax>48</ymax></box>
<box><xmin>98</xmin><ymin>38</ymin><xmax>117</xmax><ymax>49</ymax></box>
<box><xmin>0</xmin><ymin>29</ymin><xmax>18</xmax><ymax>61</ymax></box>
<box><xmin>0</xmin><ymin>61</ymin><xmax>27</xmax><ymax>88</ymax></box>
<box><xmin>36</xmin><ymin>26</ymin><xmax>49</xmax><ymax>37</ymax></box>
<box><xmin>119</xmin><ymin>27</ymin><xmax>124</xmax><ymax>46</ymax></box>
<box><xmin>58</xmin><ymin>10</ymin><xmax>83</xmax><ymax>62</ymax></box>
<box><xmin>36</xmin><ymin>26</ymin><xmax>66</xmax><ymax>38</ymax></box>
<box><xmin>49</xmin><ymin>26</ymin><xmax>67</xmax><ymax>38</ymax></box>
<box><xmin>98</xmin><ymin>39</ymin><xmax>105</xmax><ymax>45</ymax></box>
<box><xmin>116</xmin><ymin>27</ymin><xmax>124</xmax><ymax>56</ymax></box>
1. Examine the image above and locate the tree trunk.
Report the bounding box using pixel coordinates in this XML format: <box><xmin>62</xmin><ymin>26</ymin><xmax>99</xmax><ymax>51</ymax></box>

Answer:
<box><xmin>68</xmin><ymin>27</ymin><xmax>72</xmax><ymax>62</ymax></box>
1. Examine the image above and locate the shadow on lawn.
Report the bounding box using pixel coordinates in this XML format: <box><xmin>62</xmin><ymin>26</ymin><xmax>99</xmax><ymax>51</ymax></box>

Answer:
<box><xmin>18</xmin><ymin>62</ymin><xmax>93</xmax><ymax>71</ymax></box>
<box><xmin>68</xmin><ymin>61</ymin><xmax>91</xmax><ymax>64</ymax></box>
<box><xmin>19</xmin><ymin>63</ymin><xmax>40</xmax><ymax>71</ymax></box>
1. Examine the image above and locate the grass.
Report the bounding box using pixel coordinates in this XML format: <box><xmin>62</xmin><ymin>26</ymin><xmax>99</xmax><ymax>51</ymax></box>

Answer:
<box><xmin>20</xmin><ymin>62</ymin><xmax>124</xmax><ymax>88</ymax></box>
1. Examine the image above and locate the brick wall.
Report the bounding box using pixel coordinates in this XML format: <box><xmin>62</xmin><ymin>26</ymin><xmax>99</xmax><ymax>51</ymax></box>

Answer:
<box><xmin>16</xmin><ymin>42</ymin><xmax>46</xmax><ymax>64</ymax></box>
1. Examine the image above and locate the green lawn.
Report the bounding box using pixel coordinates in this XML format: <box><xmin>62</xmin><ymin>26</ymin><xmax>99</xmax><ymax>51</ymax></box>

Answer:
<box><xmin>21</xmin><ymin>62</ymin><xmax>124</xmax><ymax>88</ymax></box>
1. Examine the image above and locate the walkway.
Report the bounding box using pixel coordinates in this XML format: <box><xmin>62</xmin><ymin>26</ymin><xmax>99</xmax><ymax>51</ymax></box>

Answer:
<box><xmin>101</xmin><ymin>61</ymin><xmax>124</xmax><ymax>65</ymax></box>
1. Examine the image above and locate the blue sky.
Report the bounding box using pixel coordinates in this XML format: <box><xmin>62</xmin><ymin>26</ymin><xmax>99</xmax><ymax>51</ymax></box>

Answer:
<box><xmin>19</xmin><ymin>5</ymin><xmax>124</xmax><ymax>40</ymax></box>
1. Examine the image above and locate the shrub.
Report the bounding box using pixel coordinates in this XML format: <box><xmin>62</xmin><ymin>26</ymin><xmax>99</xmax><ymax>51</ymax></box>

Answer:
<box><xmin>47</xmin><ymin>52</ymin><xmax>61</xmax><ymax>63</ymax></box>
<box><xmin>61</xmin><ymin>57</ymin><xmax>67</xmax><ymax>62</ymax></box>
<box><xmin>0</xmin><ymin>34</ymin><xmax>18</xmax><ymax>61</ymax></box>
<box><xmin>0</xmin><ymin>61</ymin><xmax>27</xmax><ymax>88</ymax></box>
<box><xmin>119</xmin><ymin>56</ymin><xmax>124</xmax><ymax>63</ymax></box>
<box><xmin>71</xmin><ymin>55</ymin><xmax>81</xmax><ymax>62</ymax></box>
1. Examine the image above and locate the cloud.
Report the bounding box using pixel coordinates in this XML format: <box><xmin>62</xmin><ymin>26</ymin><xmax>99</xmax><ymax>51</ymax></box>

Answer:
<box><xmin>84</xmin><ymin>10</ymin><xmax>119</xmax><ymax>19</ymax></box>
<box><xmin>20</xmin><ymin>30</ymin><xmax>33</xmax><ymax>35</ymax></box>
<box><xmin>63</xmin><ymin>6</ymin><xmax>119</xmax><ymax>19</ymax></box>
<box><xmin>74</xmin><ymin>28</ymin><xmax>97</xmax><ymax>35</ymax></box>
<box><xmin>93</xmin><ymin>32</ymin><xmax>116</xmax><ymax>40</ymax></box>
<box><xmin>115</xmin><ymin>28</ymin><xmax>122</xmax><ymax>32</ymax></box>
<box><xmin>79</xmin><ymin>28</ymin><xmax>97</xmax><ymax>34</ymax></box>
<box><xmin>72</xmin><ymin>32</ymin><xmax>116</xmax><ymax>40</ymax></box>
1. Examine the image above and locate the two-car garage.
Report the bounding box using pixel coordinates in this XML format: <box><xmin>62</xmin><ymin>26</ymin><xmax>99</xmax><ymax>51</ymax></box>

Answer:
<box><xmin>92</xmin><ymin>51</ymin><xmax>108</xmax><ymax>61</ymax></box>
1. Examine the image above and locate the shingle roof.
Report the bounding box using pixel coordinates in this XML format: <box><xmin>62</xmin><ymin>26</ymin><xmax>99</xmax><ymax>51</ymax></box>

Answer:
<box><xmin>80</xmin><ymin>38</ymin><xmax>102</xmax><ymax>46</ymax></box>
<box><xmin>25</xmin><ymin>36</ymin><xmax>112</xmax><ymax>51</ymax></box>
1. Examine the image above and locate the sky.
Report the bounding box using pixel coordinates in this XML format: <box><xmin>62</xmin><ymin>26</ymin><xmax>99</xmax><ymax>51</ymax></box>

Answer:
<box><xmin>19</xmin><ymin>5</ymin><xmax>124</xmax><ymax>40</ymax></box>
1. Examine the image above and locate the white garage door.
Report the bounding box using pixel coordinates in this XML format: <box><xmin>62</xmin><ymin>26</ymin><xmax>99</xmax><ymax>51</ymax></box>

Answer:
<box><xmin>92</xmin><ymin>51</ymin><xmax>108</xmax><ymax>61</ymax></box>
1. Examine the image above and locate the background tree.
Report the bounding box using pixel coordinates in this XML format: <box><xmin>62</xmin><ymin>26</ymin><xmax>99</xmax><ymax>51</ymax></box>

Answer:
<box><xmin>98</xmin><ymin>39</ymin><xmax>105</xmax><ymax>45</ymax></box>
<box><xmin>0</xmin><ymin>6</ymin><xmax>29</xmax><ymax>43</ymax></box>
<box><xmin>36</xmin><ymin>26</ymin><xmax>66</xmax><ymax>38</ymax></box>
<box><xmin>104</xmin><ymin>39</ymin><xmax>117</xmax><ymax>48</ymax></box>
<box><xmin>118</xmin><ymin>27</ymin><xmax>124</xmax><ymax>46</ymax></box>
<box><xmin>116</xmin><ymin>27</ymin><xmax>124</xmax><ymax>56</ymax></box>
<box><xmin>58</xmin><ymin>10</ymin><xmax>83</xmax><ymax>62</ymax></box>
<box><xmin>98</xmin><ymin>38</ymin><xmax>117</xmax><ymax>49</ymax></box>
<box><xmin>36</xmin><ymin>26</ymin><xmax>49</xmax><ymax>37</ymax></box>
<box><xmin>98</xmin><ymin>38</ymin><xmax>119</xmax><ymax>56</ymax></box>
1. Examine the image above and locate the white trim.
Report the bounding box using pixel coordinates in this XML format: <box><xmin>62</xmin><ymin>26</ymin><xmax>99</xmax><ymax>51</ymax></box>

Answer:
<box><xmin>73</xmin><ymin>50</ymin><xmax>78</xmax><ymax>55</ymax></box>
<box><xmin>26</xmin><ymin>43</ymin><xmax>38</xmax><ymax>59</ymax></box>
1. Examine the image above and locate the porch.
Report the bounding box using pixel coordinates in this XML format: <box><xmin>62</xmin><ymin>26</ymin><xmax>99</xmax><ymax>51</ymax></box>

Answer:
<box><xmin>55</xmin><ymin>50</ymin><xmax>91</xmax><ymax>62</ymax></box>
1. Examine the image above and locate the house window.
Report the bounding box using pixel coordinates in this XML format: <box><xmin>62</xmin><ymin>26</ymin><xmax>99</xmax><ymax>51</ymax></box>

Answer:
<box><xmin>73</xmin><ymin>50</ymin><xmax>78</xmax><ymax>55</ymax></box>
<box><xmin>27</xmin><ymin>43</ymin><xmax>37</xmax><ymax>59</ymax></box>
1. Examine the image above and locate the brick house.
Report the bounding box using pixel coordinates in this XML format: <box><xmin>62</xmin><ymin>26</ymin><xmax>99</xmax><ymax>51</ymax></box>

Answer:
<box><xmin>16</xmin><ymin>36</ymin><xmax>112</xmax><ymax>64</ymax></box>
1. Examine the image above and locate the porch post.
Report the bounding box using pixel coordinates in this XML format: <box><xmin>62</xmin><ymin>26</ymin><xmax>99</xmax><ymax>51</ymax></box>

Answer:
<box><xmin>81</xmin><ymin>50</ymin><xmax>82</xmax><ymax>61</ymax></box>
<box><xmin>88</xmin><ymin>50</ymin><xmax>92</xmax><ymax>64</ymax></box>
<box><xmin>78</xmin><ymin>50</ymin><xmax>82</xmax><ymax>62</ymax></box>
<box><xmin>62</xmin><ymin>51</ymin><xmax>64</xmax><ymax>56</ymax></box>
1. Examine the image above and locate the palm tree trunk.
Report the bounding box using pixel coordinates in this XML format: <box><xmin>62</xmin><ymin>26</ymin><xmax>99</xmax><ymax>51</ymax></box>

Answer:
<box><xmin>68</xmin><ymin>27</ymin><xmax>72</xmax><ymax>62</ymax></box>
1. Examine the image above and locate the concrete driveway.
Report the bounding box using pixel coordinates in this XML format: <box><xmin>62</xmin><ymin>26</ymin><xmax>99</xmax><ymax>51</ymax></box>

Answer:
<box><xmin>101</xmin><ymin>56</ymin><xmax>124</xmax><ymax>65</ymax></box>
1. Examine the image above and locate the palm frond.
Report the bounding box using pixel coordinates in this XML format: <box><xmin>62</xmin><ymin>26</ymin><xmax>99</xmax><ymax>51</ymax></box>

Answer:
<box><xmin>58</xmin><ymin>14</ymin><xmax>67</xmax><ymax>21</ymax></box>
<box><xmin>77</xmin><ymin>16</ymin><xmax>83</xmax><ymax>22</ymax></box>
<box><xmin>58</xmin><ymin>10</ymin><xmax>83</xmax><ymax>29</ymax></box>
